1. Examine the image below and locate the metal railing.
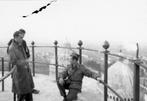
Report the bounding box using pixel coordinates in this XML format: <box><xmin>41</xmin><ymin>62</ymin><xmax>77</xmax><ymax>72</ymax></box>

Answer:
<box><xmin>0</xmin><ymin>40</ymin><xmax>147</xmax><ymax>101</ymax></box>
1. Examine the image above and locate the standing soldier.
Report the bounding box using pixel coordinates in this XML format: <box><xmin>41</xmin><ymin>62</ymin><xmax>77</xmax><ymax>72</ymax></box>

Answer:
<box><xmin>58</xmin><ymin>52</ymin><xmax>101</xmax><ymax>101</ymax></box>
<box><xmin>8</xmin><ymin>31</ymin><xmax>34</xmax><ymax>101</ymax></box>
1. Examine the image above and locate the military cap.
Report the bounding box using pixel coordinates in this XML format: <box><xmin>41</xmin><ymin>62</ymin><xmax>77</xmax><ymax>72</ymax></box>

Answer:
<box><xmin>19</xmin><ymin>29</ymin><xmax>26</xmax><ymax>34</ymax></box>
<box><xmin>13</xmin><ymin>31</ymin><xmax>20</xmax><ymax>38</ymax></box>
<box><xmin>70</xmin><ymin>52</ymin><xmax>80</xmax><ymax>59</ymax></box>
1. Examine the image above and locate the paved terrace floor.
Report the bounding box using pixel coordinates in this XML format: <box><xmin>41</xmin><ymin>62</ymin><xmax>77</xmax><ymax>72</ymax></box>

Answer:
<box><xmin>0</xmin><ymin>73</ymin><xmax>103</xmax><ymax>101</ymax></box>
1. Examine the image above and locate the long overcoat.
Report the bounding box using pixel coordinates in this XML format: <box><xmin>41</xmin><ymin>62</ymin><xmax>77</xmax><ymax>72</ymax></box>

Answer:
<box><xmin>8</xmin><ymin>41</ymin><xmax>34</xmax><ymax>94</ymax></box>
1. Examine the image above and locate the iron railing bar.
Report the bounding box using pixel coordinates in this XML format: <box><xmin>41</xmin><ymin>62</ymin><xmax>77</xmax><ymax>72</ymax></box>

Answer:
<box><xmin>0</xmin><ymin>67</ymin><xmax>16</xmax><ymax>82</ymax></box>
<box><xmin>107</xmin><ymin>52</ymin><xmax>147</xmax><ymax>70</ymax></box>
<box><xmin>98</xmin><ymin>79</ymin><xmax>124</xmax><ymax>101</ymax></box>
<box><xmin>82</xmin><ymin>48</ymin><xmax>99</xmax><ymax>52</ymax></box>
<box><xmin>29</xmin><ymin>46</ymin><xmax>54</xmax><ymax>48</ymax></box>
<box><xmin>0</xmin><ymin>59</ymin><xmax>66</xmax><ymax>68</ymax></box>
<box><xmin>58</xmin><ymin>46</ymin><xmax>78</xmax><ymax>50</ymax></box>
<box><xmin>107</xmin><ymin>52</ymin><xmax>135</xmax><ymax>61</ymax></box>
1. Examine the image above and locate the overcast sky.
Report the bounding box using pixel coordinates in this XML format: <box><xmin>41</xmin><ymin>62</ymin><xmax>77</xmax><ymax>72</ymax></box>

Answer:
<box><xmin>0</xmin><ymin>0</ymin><xmax>147</xmax><ymax>45</ymax></box>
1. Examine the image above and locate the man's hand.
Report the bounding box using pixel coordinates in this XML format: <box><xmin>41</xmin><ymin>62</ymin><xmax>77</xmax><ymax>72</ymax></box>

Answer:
<box><xmin>96</xmin><ymin>77</ymin><xmax>100</xmax><ymax>81</ymax></box>
<box><xmin>96</xmin><ymin>77</ymin><xmax>102</xmax><ymax>83</ymax></box>
<box><xmin>134</xmin><ymin>59</ymin><xmax>143</xmax><ymax>65</ymax></box>
<box><xmin>59</xmin><ymin>78</ymin><xmax>64</xmax><ymax>85</ymax></box>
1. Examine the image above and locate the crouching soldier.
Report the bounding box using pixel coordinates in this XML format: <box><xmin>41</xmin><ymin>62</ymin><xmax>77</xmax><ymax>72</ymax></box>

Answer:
<box><xmin>58</xmin><ymin>52</ymin><xmax>101</xmax><ymax>101</ymax></box>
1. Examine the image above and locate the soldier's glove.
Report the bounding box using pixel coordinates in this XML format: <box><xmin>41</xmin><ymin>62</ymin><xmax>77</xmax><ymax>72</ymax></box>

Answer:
<box><xmin>96</xmin><ymin>77</ymin><xmax>102</xmax><ymax>83</ymax></box>
<box><xmin>59</xmin><ymin>78</ymin><xmax>64</xmax><ymax>85</ymax></box>
<box><xmin>134</xmin><ymin>59</ymin><xmax>143</xmax><ymax>65</ymax></box>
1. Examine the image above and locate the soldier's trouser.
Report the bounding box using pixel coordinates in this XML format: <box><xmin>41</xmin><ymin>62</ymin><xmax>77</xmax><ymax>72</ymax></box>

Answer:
<box><xmin>64</xmin><ymin>89</ymin><xmax>79</xmax><ymax>101</ymax></box>
<box><xmin>58</xmin><ymin>81</ymin><xmax>70</xmax><ymax>97</ymax></box>
<box><xmin>17</xmin><ymin>93</ymin><xmax>33</xmax><ymax>101</ymax></box>
<box><xmin>59</xmin><ymin>81</ymin><xmax>80</xmax><ymax>101</ymax></box>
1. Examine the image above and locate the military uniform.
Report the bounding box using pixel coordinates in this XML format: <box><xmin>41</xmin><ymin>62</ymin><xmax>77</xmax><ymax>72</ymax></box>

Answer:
<box><xmin>59</xmin><ymin>63</ymin><xmax>100</xmax><ymax>101</ymax></box>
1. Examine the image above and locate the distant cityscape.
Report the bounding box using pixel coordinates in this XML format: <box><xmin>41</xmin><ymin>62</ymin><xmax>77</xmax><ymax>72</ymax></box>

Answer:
<box><xmin>1</xmin><ymin>41</ymin><xmax>147</xmax><ymax>74</ymax></box>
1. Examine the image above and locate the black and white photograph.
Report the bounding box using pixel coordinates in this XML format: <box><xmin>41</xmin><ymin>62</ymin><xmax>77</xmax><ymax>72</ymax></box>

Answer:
<box><xmin>0</xmin><ymin>0</ymin><xmax>147</xmax><ymax>101</ymax></box>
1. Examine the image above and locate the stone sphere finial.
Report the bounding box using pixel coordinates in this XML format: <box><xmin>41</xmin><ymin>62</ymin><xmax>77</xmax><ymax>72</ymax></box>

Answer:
<box><xmin>78</xmin><ymin>40</ymin><xmax>83</xmax><ymax>47</ymax></box>
<box><xmin>103</xmin><ymin>40</ymin><xmax>109</xmax><ymax>50</ymax></box>
<box><xmin>54</xmin><ymin>40</ymin><xmax>58</xmax><ymax>45</ymax></box>
<box><xmin>31</xmin><ymin>41</ymin><xmax>35</xmax><ymax>45</ymax></box>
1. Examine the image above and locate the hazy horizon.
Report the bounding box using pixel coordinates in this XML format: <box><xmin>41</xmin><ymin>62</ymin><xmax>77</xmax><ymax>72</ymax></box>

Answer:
<box><xmin>0</xmin><ymin>0</ymin><xmax>147</xmax><ymax>45</ymax></box>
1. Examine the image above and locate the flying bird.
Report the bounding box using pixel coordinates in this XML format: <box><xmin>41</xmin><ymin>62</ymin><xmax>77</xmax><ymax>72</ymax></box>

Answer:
<box><xmin>22</xmin><ymin>0</ymin><xmax>57</xmax><ymax>18</ymax></box>
<box><xmin>32</xmin><ymin>10</ymin><xmax>39</xmax><ymax>14</ymax></box>
<box><xmin>22</xmin><ymin>16</ymin><xmax>27</xmax><ymax>18</ymax></box>
<box><xmin>47</xmin><ymin>3</ymin><xmax>51</xmax><ymax>6</ymax></box>
<box><xmin>39</xmin><ymin>6</ymin><xmax>47</xmax><ymax>12</ymax></box>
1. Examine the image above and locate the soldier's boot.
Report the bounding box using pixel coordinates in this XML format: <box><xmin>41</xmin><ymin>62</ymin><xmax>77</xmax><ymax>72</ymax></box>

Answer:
<box><xmin>63</xmin><ymin>97</ymin><xmax>67</xmax><ymax>101</ymax></box>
